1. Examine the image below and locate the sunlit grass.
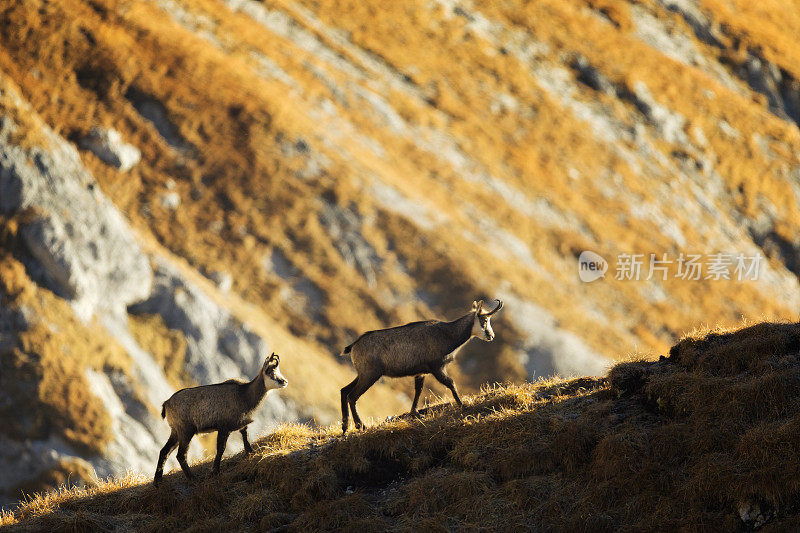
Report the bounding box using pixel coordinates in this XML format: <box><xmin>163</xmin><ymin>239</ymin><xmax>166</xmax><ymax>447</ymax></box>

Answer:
<box><xmin>7</xmin><ymin>320</ymin><xmax>800</xmax><ymax>529</ymax></box>
<box><xmin>3</xmin><ymin>0</ymin><xmax>800</xmax><ymax>517</ymax></box>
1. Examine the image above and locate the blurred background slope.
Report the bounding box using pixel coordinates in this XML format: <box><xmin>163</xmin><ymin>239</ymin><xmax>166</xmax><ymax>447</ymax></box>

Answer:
<box><xmin>1</xmin><ymin>0</ymin><xmax>799</xmax><ymax>506</ymax></box>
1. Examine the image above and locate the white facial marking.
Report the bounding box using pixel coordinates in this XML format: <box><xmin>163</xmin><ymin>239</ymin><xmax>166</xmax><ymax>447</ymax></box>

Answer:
<box><xmin>473</xmin><ymin>314</ymin><xmax>495</xmax><ymax>341</ymax></box>
<box><xmin>264</xmin><ymin>366</ymin><xmax>288</xmax><ymax>390</ymax></box>
<box><xmin>484</xmin><ymin>319</ymin><xmax>494</xmax><ymax>341</ymax></box>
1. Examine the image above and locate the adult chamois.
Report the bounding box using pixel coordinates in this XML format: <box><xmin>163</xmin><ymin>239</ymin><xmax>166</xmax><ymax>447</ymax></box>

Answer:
<box><xmin>154</xmin><ymin>353</ymin><xmax>287</xmax><ymax>485</ymax></box>
<box><xmin>340</xmin><ymin>299</ymin><xmax>503</xmax><ymax>433</ymax></box>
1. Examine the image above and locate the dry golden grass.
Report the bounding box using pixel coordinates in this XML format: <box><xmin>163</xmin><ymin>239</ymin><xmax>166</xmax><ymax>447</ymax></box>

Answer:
<box><xmin>7</xmin><ymin>320</ymin><xmax>800</xmax><ymax>530</ymax></box>
<box><xmin>9</xmin><ymin>458</ymin><xmax>98</xmax><ymax>505</ymax></box>
<box><xmin>4</xmin><ymin>0</ymin><xmax>800</xmax><ymax>519</ymax></box>
<box><xmin>2</xmin><ymin>0</ymin><xmax>798</xmax><ymax>391</ymax></box>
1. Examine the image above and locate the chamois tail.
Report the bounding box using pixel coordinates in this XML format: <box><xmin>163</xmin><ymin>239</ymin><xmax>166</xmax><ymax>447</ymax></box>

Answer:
<box><xmin>341</xmin><ymin>343</ymin><xmax>354</xmax><ymax>356</ymax></box>
<box><xmin>161</xmin><ymin>402</ymin><xmax>166</xmax><ymax>419</ymax></box>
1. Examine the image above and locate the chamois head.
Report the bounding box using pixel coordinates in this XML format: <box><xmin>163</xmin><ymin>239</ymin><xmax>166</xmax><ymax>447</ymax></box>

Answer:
<box><xmin>262</xmin><ymin>353</ymin><xmax>288</xmax><ymax>389</ymax></box>
<box><xmin>470</xmin><ymin>299</ymin><xmax>503</xmax><ymax>341</ymax></box>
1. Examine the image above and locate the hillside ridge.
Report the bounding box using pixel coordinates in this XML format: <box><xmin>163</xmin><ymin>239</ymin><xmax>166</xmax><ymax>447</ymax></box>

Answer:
<box><xmin>5</xmin><ymin>320</ymin><xmax>800</xmax><ymax>530</ymax></box>
<box><xmin>4</xmin><ymin>0</ymin><xmax>800</xmax><ymax>509</ymax></box>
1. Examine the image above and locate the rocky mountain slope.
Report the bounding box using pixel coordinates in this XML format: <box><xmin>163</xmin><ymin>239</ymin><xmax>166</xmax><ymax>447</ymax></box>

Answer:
<box><xmin>5</xmin><ymin>321</ymin><xmax>800</xmax><ymax>531</ymax></box>
<box><xmin>2</xmin><ymin>0</ymin><xmax>800</xmax><ymax>508</ymax></box>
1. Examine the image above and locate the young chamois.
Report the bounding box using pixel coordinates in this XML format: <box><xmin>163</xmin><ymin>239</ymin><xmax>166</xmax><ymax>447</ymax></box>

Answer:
<box><xmin>340</xmin><ymin>299</ymin><xmax>503</xmax><ymax>433</ymax></box>
<box><xmin>154</xmin><ymin>353</ymin><xmax>287</xmax><ymax>485</ymax></box>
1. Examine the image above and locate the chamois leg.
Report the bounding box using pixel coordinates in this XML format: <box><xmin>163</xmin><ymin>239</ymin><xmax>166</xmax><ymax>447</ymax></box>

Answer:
<box><xmin>410</xmin><ymin>375</ymin><xmax>425</xmax><ymax>414</ymax></box>
<box><xmin>432</xmin><ymin>367</ymin><xmax>462</xmax><ymax>407</ymax></box>
<box><xmin>176</xmin><ymin>434</ymin><xmax>195</xmax><ymax>480</ymax></box>
<box><xmin>154</xmin><ymin>432</ymin><xmax>178</xmax><ymax>486</ymax></box>
<box><xmin>240</xmin><ymin>427</ymin><xmax>253</xmax><ymax>456</ymax></box>
<box><xmin>341</xmin><ymin>377</ymin><xmax>358</xmax><ymax>434</ymax></box>
<box><xmin>348</xmin><ymin>374</ymin><xmax>380</xmax><ymax>430</ymax></box>
<box><xmin>213</xmin><ymin>431</ymin><xmax>230</xmax><ymax>474</ymax></box>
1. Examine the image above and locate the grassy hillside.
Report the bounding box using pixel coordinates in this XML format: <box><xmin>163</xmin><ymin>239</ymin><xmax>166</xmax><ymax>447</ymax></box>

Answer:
<box><xmin>4</xmin><ymin>0</ymin><xmax>800</xmax><ymax>509</ymax></box>
<box><xmin>2</xmin><ymin>0</ymin><xmax>800</xmax><ymax>378</ymax></box>
<box><xmin>5</xmin><ymin>320</ymin><xmax>800</xmax><ymax>531</ymax></box>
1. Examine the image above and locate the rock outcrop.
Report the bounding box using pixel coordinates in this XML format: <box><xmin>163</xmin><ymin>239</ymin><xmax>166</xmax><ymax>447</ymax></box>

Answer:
<box><xmin>0</xmin><ymin>109</ymin><xmax>151</xmax><ymax>321</ymax></box>
<box><xmin>0</xmin><ymin>77</ymin><xmax>296</xmax><ymax>505</ymax></box>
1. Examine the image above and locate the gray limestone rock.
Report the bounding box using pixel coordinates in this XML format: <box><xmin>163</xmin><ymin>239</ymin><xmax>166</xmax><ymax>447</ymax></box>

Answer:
<box><xmin>0</xmin><ymin>111</ymin><xmax>152</xmax><ymax>321</ymax></box>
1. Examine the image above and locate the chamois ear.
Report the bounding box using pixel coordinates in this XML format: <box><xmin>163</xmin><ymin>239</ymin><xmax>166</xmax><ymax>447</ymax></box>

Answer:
<box><xmin>472</xmin><ymin>299</ymin><xmax>483</xmax><ymax>314</ymax></box>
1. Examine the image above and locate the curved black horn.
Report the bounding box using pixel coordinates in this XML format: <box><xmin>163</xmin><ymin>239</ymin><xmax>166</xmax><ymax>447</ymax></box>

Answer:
<box><xmin>483</xmin><ymin>299</ymin><xmax>503</xmax><ymax>316</ymax></box>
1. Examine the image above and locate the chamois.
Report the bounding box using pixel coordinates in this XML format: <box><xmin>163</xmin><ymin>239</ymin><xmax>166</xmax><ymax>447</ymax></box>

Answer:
<box><xmin>154</xmin><ymin>353</ymin><xmax>287</xmax><ymax>485</ymax></box>
<box><xmin>340</xmin><ymin>299</ymin><xmax>503</xmax><ymax>433</ymax></box>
